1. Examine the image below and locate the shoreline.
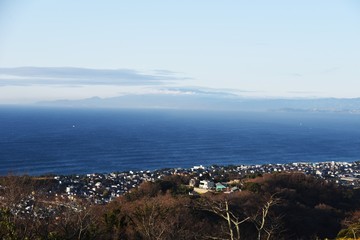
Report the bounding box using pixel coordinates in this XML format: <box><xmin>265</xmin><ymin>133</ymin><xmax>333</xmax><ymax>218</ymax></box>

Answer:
<box><xmin>2</xmin><ymin>160</ymin><xmax>359</xmax><ymax>205</ymax></box>
<box><xmin>3</xmin><ymin>160</ymin><xmax>359</xmax><ymax>177</ymax></box>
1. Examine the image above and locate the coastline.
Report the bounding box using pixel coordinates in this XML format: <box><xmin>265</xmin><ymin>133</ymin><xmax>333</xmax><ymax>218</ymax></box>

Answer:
<box><xmin>2</xmin><ymin>160</ymin><xmax>358</xmax><ymax>205</ymax></box>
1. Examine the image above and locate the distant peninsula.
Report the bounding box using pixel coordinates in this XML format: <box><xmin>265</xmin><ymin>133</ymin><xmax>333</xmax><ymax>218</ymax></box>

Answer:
<box><xmin>37</xmin><ymin>95</ymin><xmax>360</xmax><ymax>113</ymax></box>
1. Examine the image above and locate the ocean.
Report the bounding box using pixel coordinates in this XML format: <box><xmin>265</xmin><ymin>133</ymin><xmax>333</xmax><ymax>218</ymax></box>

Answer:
<box><xmin>1</xmin><ymin>107</ymin><xmax>360</xmax><ymax>176</ymax></box>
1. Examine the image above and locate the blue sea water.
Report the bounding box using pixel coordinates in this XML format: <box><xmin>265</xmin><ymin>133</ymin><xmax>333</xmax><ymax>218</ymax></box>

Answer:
<box><xmin>0</xmin><ymin>107</ymin><xmax>360</xmax><ymax>176</ymax></box>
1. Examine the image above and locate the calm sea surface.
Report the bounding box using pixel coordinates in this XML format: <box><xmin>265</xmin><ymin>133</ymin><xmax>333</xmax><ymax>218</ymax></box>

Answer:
<box><xmin>1</xmin><ymin>107</ymin><xmax>360</xmax><ymax>176</ymax></box>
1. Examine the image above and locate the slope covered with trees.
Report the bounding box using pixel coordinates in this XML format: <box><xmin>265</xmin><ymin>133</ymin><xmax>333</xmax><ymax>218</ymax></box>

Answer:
<box><xmin>1</xmin><ymin>173</ymin><xmax>360</xmax><ymax>239</ymax></box>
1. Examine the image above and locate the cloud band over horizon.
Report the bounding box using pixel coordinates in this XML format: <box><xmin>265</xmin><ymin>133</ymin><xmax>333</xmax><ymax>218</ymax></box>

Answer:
<box><xmin>0</xmin><ymin>67</ymin><xmax>188</xmax><ymax>86</ymax></box>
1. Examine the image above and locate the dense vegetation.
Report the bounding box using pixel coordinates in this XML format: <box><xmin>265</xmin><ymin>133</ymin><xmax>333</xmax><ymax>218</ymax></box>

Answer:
<box><xmin>1</xmin><ymin>173</ymin><xmax>360</xmax><ymax>239</ymax></box>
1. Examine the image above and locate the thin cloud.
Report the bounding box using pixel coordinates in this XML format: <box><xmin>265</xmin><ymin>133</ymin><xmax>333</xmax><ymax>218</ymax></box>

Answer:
<box><xmin>162</xmin><ymin>87</ymin><xmax>264</xmax><ymax>97</ymax></box>
<box><xmin>0</xmin><ymin>67</ymin><xmax>187</xmax><ymax>86</ymax></box>
<box><xmin>162</xmin><ymin>87</ymin><xmax>239</xmax><ymax>97</ymax></box>
<box><xmin>287</xmin><ymin>91</ymin><xmax>322</xmax><ymax>94</ymax></box>
<box><xmin>153</xmin><ymin>69</ymin><xmax>180</xmax><ymax>76</ymax></box>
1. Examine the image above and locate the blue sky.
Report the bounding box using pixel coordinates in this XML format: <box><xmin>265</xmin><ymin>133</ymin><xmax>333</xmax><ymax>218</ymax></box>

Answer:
<box><xmin>0</xmin><ymin>1</ymin><xmax>359</xmax><ymax>103</ymax></box>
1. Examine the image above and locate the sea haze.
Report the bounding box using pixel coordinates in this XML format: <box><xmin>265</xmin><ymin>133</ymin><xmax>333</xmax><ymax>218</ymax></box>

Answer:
<box><xmin>0</xmin><ymin>107</ymin><xmax>360</xmax><ymax>176</ymax></box>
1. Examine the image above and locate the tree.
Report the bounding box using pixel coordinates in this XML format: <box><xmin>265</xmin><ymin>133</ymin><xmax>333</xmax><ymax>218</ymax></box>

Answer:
<box><xmin>125</xmin><ymin>194</ymin><xmax>194</xmax><ymax>240</ymax></box>
<box><xmin>195</xmin><ymin>192</ymin><xmax>253</xmax><ymax>240</ymax></box>
<box><xmin>0</xmin><ymin>175</ymin><xmax>33</xmax><ymax>209</ymax></box>
<box><xmin>337</xmin><ymin>210</ymin><xmax>360</xmax><ymax>239</ymax></box>
<box><xmin>0</xmin><ymin>209</ymin><xmax>17</xmax><ymax>240</ymax></box>
<box><xmin>50</xmin><ymin>202</ymin><xmax>99</xmax><ymax>240</ymax></box>
<box><xmin>250</xmin><ymin>194</ymin><xmax>281</xmax><ymax>240</ymax></box>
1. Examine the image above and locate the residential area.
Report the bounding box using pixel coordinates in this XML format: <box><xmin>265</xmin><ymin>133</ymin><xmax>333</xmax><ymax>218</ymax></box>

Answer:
<box><xmin>53</xmin><ymin>161</ymin><xmax>360</xmax><ymax>204</ymax></box>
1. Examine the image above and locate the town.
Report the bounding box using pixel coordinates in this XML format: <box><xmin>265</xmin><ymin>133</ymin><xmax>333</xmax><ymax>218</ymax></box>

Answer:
<box><xmin>53</xmin><ymin>161</ymin><xmax>360</xmax><ymax>204</ymax></box>
<box><xmin>1</xmin><ymin>161</ymin><xmax>360</xmax><ymax>239</ymax></box>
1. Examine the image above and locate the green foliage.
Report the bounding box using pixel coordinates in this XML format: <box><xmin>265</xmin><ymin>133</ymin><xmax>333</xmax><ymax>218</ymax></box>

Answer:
<box><xmin>103</xmin><ymin>207</ymin><xmax>129</xmax><ymax>238</ymax></box>
<box><xmin>244</xmin><ymin>172</ymin><xmax>263</xmax><ymax>179</ymax></box>
<box><xmin>102</xmin><ymin>189</ymin><xmax>110</xmax><ymax>198</ymax></box>
<box><xmin>0</xmin><ymin>209</ymin><xmax>18</xmax><ymax>240</ymax></box>
<box><xmin>125</xmin><ymin>176</ymin><xmax>192</xmax><ymax>201</ymax></box>
<box><xmin>337</xmin><ymin>227</ymin><xmax>359</xmax><ymax>239</ymax></box>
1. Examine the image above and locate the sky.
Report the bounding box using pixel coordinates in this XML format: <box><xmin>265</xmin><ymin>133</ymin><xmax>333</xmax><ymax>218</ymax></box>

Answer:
<box><xmin>0</xmin><ymin>0</ymin><xmax>359</xmax><ymax>104</ymax></box>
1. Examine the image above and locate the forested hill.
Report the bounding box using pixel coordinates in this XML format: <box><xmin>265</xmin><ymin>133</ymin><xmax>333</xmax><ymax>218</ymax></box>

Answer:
<box><xmin>1</xmin><ymin>172</ymin><xmax>360</xmax><ymax>239</ymax></box>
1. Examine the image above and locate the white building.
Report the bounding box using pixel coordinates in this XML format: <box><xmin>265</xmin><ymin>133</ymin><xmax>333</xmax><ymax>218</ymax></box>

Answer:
<box><xmin>199</xmin><ymin>180</ymin><xmax>214</xmax><ymax>190</ymax></box>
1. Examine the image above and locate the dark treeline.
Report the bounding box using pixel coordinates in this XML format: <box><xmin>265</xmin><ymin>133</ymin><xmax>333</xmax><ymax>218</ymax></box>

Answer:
<box><xmin>1</xmin><ymin>173</ymin><xmax>360</xmax><ymax>240</ymax></box>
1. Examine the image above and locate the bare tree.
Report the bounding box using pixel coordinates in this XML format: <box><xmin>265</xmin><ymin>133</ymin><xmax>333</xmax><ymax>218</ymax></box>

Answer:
<box><xmin>195</xmin><ymin>193</ymin><xmax>251</xmax><ymax>240</ymax></box>
<box><xmin>51</xmin><ymin>201</ymin><xmax>99</xmax><ymax>240</ymax></box>
<box><xmin>0</xmin><ymin>175</ymin><xmax>33</xmax><ymax>209</ymax></box>
<box><xmin>341</xmin><ymin>211</ymin><xmax>360</xmax><ymax>239</ymax></box>
<box><xmin>131</xmin><ymin>200</ymin><xmax>168</xmax><ymax>239</ymax></box>
<box><xmin>251</xmin><ymin>194</ymin><xmax>281</xmax><ymax>240</ymax></box>
<box><xmin>126</xmin><ymin>195</ymin><xmax>192</xmax><ymax>240</ymax></box>
<box><xmin>0</xmin><ymin>175</ymin><xmax>38</xmax><ymax>240</ymax></box>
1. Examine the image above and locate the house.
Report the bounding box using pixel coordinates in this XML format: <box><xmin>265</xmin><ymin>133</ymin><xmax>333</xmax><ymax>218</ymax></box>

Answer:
<box><xmin>215</xmin><ymin>183</ymin><xmax>227</xmax><ymax>192</ymax></box>
<box><xmin>199</xmin><ymin>180</ymin><xmax>214</xmax><ymax>190</ymax></box>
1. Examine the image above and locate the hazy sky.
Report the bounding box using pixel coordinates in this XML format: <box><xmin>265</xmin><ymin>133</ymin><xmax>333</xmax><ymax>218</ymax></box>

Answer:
<box><xmin>0</xmin><ymin>1</ymin><xmax>359</xmax><ymax>103</ymax></box>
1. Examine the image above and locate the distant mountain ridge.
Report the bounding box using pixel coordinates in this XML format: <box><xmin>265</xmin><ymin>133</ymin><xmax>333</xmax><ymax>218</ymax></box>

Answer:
<box><xmin>37</xmin><ymin>94</ymin><xmax>360</xmax><ymax>113</ymax></box>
